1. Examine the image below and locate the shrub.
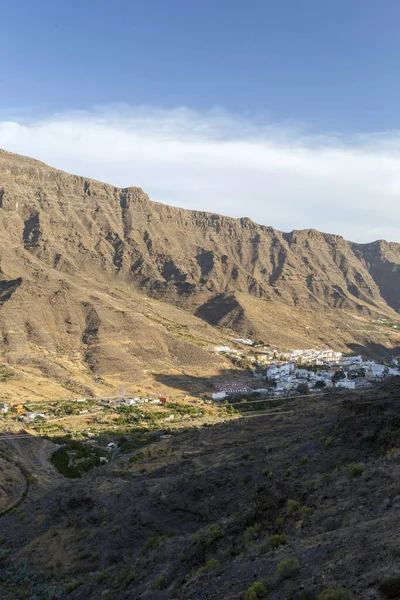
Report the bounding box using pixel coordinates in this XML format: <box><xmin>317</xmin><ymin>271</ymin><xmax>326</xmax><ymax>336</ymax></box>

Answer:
<box><xmin>287</xmin><ymin>499</ymin><xmax>300</xmax><ymax>513</ymax></box>
<box><xmin>300</xmin><ymin>506</ymin><xmax>312</xmax><ymax>518</ymax></box>
<box><xmin>379</xmin><ymin>573</ymin><xmax>400</xmax><ymax>598</ymax></box>
<box><xmin>269</xmin><ymin>534</ymin><xmax>287</xmax><ymax>549</ymax></box>
<box><xmin>96</xmin><ymin>571</ymin><xmax>108</xmax><ymax>584</ymax></box>
<box><xmin>245</xmin><ymin>526</ymin><xmax>259</xmax><ymax>545</ymax></box>
<box><xmin>285</xmin><ymin>468</ymin><xmax>292</xmax><ymax>477</ymax></box>
<box><xmin>318</xmin><ymin>588</ymin><xmax>352</xmax><ymax>600</ymax></box>
<box><xmin>347</xmin><ymin>463</ymin><xmax>363</xmax><ymax>478</ymax></box>
<box><xmin>201</xmin><ymin>558</ymin><xmax>220</xmax><ymax>572</ymax></box>
<box><xmin>299</xmin><ymin>456</ymin><xmax>309</xmax><ymax>466</ymax></box>
<box><xmin>153</xmin><ymin>576</ymin><xmax>167</xmax><ymax>590</ymax></box>
<box><xmin>207</xmin><ymin>524</ymin><xmax>222</xmax><ymax>540</ymax></box>
<box><xmin>276</xmin><ymin>557</ymin><xmax>301</xmax><ymax>579</ymax></box>
<box><xmin>143</xmin><ymin>535</ymin><xmax>159</xmax><ymax>551</ymax></box>
<box><xmin>66</xmin><ymin>580</ymin><xmax>83</xmax><ymax>594</ymax></box>
<box><xmin>119</xmin><ymin>569</ymin><xmax>136</xmax><ymax>587</ymax></box>
<box><xmin>245</xmin><ymin>581</ymin><xmax>267</xmax><ymax>600</ymax></box>
<box><xmin>325</xmin><ymin>436</ymin><xmax>334</xmax><ymax>448</ymax></box>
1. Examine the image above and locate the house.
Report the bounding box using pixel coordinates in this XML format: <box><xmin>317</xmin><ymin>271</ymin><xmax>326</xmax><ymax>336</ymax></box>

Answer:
<box><xmin>213</xmin><ymin>346</ymin><xmax>231</xmax><ymax>353</ymax></box>
<box><xmin>12</xmin><ymin>404</ymin><xmax>24</xmax><ymax>415</ymax></box>
<box><xmin>266</xmin><ymin>365</ymin><xmax>280</xmax><ymax>380</ymax></box>
<box><xmin>125</xmin><ymin>398</ymin><xmax>137</xmax><ymax>405</ymax></box>
<box><xmin>26</xmin><ymin>412</ymin><xmax>45</xmax><ymax>420</ymax></box>
<box><xmin>0</xmin><ymin>403</ymin><xmax>9</xmax><ymax>414</ymax></box>
<box><xmin>234</xmin><ymin>338</ymin><xmax>254</xmax><ymax>346</ymax></box>
<box><xmin>212</xmin><ymin>391</ymin><xmax>227</xmax><ymax>401</ymax></box>
<box><xmin>159</xmin><ymin>396</ymin><xmax>169</xmax><ymax>405</ymax></box>
<box><xmin>213</xmin><ymin>381</ymin><xmax>252</xmax><ymax>397</ymax></box>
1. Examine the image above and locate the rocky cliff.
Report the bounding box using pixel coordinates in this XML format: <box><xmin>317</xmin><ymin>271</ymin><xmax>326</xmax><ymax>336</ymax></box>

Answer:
<box><xmin>1</xmin><ymin>148</ymin><xmax>399</xmax><ymax>398</ymax></box>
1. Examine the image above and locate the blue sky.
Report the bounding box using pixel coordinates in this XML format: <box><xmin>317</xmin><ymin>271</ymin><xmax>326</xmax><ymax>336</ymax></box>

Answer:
<box><xmin>2</xmin><ymin>1</ymin><xmax>400</xmax><ymax>242</ymax></box>
<box><xmin>3</xmin><ymin>0</ymin><xmax>400</xmax><ymax>130</ymax></box>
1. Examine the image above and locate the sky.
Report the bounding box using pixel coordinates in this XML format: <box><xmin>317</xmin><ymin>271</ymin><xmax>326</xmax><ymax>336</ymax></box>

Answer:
<box><xmin>1</xmin><ymin>0</ymin><xmax>400</xmax><ymax>242</ymax></box>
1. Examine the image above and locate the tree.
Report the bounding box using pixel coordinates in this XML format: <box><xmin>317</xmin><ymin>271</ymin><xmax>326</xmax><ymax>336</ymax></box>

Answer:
<box><xmin>332</xmin><ymin>370</ymin><xmax>346</xmax><ymax>385</ymax></box>
<box><xmin>297</xmin><ymin>383</ymin><xmax>309</xmax><ymax>395</ymax></box>
<box><xmin>315</xmin><ymin>380</ymin><xmax>326</xmax><ymax>390</ymax></box>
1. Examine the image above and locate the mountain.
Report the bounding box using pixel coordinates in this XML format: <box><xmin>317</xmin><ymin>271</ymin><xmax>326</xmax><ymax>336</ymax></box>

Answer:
<box><xmin>1</xmin><ymin>148</ymin><xmax>400</xmax><ymax>399</ymax></box>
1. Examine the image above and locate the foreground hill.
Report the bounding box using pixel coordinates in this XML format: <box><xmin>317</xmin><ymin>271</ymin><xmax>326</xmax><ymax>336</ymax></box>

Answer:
<box><xmin>2</xmin><ymin>380</ymin><xmax>400</xmax><ymax>598</ymax></box>
<box><xmin>1</xmin><ymin>148</ymin><xmax>400</xmax><ymax>398</ymax></box>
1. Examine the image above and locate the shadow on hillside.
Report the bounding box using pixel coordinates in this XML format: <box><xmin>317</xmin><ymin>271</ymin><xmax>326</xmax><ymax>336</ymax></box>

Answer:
<box><xmin>152</xmin><ymin>367</ymin><xmax>255</xmax><ymax>396</ymax></box>
<box><xmin>346</xmin><ymin>341</ymin><xmax>400</xmax><ymax>360</ymax></box>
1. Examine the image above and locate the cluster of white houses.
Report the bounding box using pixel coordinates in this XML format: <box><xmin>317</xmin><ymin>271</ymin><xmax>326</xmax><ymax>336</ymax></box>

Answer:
<box><xmin>210</xmin><ymin>345</ymin><xmax>400</xmax><ymax>400</ymax></box>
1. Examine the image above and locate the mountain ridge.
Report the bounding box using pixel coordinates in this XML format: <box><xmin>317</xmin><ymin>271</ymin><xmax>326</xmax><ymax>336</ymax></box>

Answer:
<box><xmin>1</xmin><ymin>148</ymin><xmax>400</xmax><ymax>399</ymax></box>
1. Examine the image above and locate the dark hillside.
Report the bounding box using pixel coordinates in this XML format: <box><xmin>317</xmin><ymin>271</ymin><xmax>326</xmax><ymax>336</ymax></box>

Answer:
<box><xmin>1</xmin><ymin>382</ymin><xmax>400</xmax><ymax>598</ymax></box>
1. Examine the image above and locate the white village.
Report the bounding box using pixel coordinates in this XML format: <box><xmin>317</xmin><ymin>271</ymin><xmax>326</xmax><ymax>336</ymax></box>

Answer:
<box><xmin>210</xmin><ymin>340</ymin><xmax>400</xmax><ymax>400</ymax></box>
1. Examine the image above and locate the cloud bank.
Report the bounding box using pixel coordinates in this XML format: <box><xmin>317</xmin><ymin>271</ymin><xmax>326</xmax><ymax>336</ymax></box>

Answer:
<box><xmin>1</xmin><ymin>105</ymin><xmax>400</xmax><ymax>243</ymax></box>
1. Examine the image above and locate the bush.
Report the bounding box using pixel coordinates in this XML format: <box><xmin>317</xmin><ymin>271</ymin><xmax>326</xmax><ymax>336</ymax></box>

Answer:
<box><xmin>153</xmin><ymin>576</ymin><xmax>167</xmax><ymax>590</ymax></box>
<box><xmin>276</xmin><ymin>557</ymin><xmax>300</xmax><ymax>579</ymax></box>
<box><xmin>325</xmin><ymin>436</ymin><xmax>334</xmax><ymax>449</ymax></box>
<box><xmin>300</xmin><ymin>506</ymin><xmax>312</xmax><ymax>518</ymax></box>
<box><xmin>119</xmin><ymin>569</ymin><xmax>136</xmax><ymax>587</ymax></box>
<box><xmin>245</xmin><ymin>526</ymin><xmax>259</xmax><ymax>545</ymax></box>
<box><xmin>96</xmin><ymin>571</ymin><xmax>108</xmax><ymax>584</ymax></box>
<box><xmin>201</xmin><ymin>558</ymin><xmax>220</xmax><ymax>572</ymax></box>
<box><xmin>287</xmin><ymin>499</ymin><xmax>300</xmax><ymax>513</ymax></box>
<box><xmin>347</xmin><ymin>463</ymin><xmax>363</xmax><ymax>478</ymax></box>
<box><xmin>379</xmin><ymin>573</ymin><xmax>400</xmax><ymax>598</ymax></box>
<box><xmin>66</xmin><ymin>580</ymin><xmax>83</xmax><ymax>594</ymax></box>
<box><xmin>269</xmin><ymin>534</ymin><xmax>286</xmax><ymax>549</ymax></box>
<box><xmin>245</xmin><ymin>581</ymin><xmax>267</xmax><ymax>600</ymax></box>
<box><xmin>299</xmin><ymin>456</ymin><xmax>309</xmax><ymax>466</ymax></box>
<box><xmin>318</xmin><ymin>588</ymin><xmax>352</xmax><ymax>600</ymax></box>
<box><xmin>207</xmin><ymin>524</ymin><xmax>222</xmax><ymax>540</ymax></box>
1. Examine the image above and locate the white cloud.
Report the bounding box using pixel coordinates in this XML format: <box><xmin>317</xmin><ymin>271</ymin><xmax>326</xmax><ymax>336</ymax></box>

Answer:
<box><xmin>1</xmin><ymin>105</ymin><xmax>400</xmax><ymax>242</ymax></box>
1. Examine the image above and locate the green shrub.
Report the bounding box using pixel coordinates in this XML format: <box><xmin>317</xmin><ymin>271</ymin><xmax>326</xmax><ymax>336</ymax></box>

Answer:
<box><xmin>245</xmin><ymin>526</ymin><xmax>259</xmax><ymax>545</ymax></box>
<box><xmin>284</xmin><ymin>468</ymin><xmax>292</xmax><ymax>478</ymax></box>
<box><xmin>96</xmin><ymin>571</ymin><xmax>108</xmax><ymax>584</ymax></box>
<box><xmin>325</xmin><ymin>436</ymin><xmax>334</xmax><ymax>448</ymax></box>
<box><xmin>143</xmin><ymin>535</ymin><xmax>159</xmax><ymax>551</ymax></box>
<box><xmin>269</xmin><ymin>534</ymin><xmax>286</xmax><ymax>549</ymax></box>
<box><xmin>201</xmin><ymin>558</ymin><xmax>220</xmax><ymax>572</ymax></box>
<box><xmin>207</xmin><ymin>524</ymin><xmax>222</xmax><ymax>540</ymax></box>
<box><xmin>276</xmin><ymin>557</ymin><xmax>301</xmax><ymax>579</ymax></box>
<box><xmin>299</xmin><ymin>456</ymin><xmax>309</xmax><ymax>466</ymax></box>
<box><xmin>287</xmin><ymin>499</ymin><xmax>300</xmax><ymax>513</ymax></box>
<box><xmin>300</xmin><ymin>506</ymin><xmax>312</xmax><ymax>518</ymax></box>
<box><xmin>119</xmin><ymin>569</ymin><xmax>136</xmax><ymax>587</ymax></box>
<box><xmin>245</xmin><ymin>581</ymin><xmax>267</xmax><ymax>600</ymax></box>
<box><xmin>66</xmin><ymin>580</ymin><xmax>83</xmax><ymax>594</ymax></box>
<box><xmin>347</xmin><ymin>463</ymin><xmax>363</xmax><ymax>478</ymax></box>
<box><xmin>318</xmin><ymin>588</ymin><xmax>352</xmax><ymax>600</ymax></box>
<box><xmin>153</xmin><ymin>576</ymin><xmax>167</xmax><ymax>590</ymax></box>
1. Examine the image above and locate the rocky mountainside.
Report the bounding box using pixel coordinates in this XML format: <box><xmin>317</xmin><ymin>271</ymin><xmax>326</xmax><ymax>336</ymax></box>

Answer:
<box><xmin>1</xmin><ymin>148</ymin><xmax>400</xmax><ymax>398</ymax></box>
<box><xmin>2</xmin><ymin>380</ymin><xmax>400</xmax><ymax>599</ymax></box>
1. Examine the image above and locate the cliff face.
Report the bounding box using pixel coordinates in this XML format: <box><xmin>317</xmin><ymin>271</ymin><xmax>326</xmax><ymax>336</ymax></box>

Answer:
<box><xmin>0</xmin><ymin>148</ymin><xmax>400</xmax><ymax>398</ymax></box>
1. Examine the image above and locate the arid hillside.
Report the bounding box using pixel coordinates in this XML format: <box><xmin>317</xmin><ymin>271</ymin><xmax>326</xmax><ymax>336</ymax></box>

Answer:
<box><xmin>2</xmin><ymin>380</ymin><xmax>400</xmax><ymax>599</ymax></box>
<box><xmin>1</xmin><ymin>148</ymin><xmax>400</xmax><ymax>399</ymax></box>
